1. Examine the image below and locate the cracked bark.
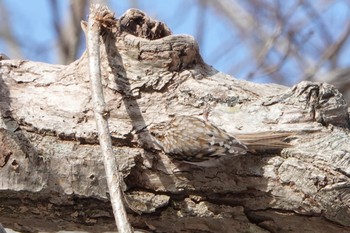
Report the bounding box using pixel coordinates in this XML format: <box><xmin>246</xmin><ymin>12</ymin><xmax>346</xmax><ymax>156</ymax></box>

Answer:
<box><xmin>0</xmin><ymin>8</ymin><xmax>350</xmax><ymax>233</ymax></box>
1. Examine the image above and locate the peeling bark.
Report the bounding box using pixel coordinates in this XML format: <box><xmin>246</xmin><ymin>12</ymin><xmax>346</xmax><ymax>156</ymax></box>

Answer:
<box><xmin>0</xmin><ymin>8</ymin><xmax>350</xmax><ymax>233</ymax></box>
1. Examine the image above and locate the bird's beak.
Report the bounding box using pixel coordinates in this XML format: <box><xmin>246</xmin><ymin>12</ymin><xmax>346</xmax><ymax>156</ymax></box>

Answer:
<box><xmin>135</xmin><ymin>124</ymin><xmax>151</xmax><ymax>134</ymax></box>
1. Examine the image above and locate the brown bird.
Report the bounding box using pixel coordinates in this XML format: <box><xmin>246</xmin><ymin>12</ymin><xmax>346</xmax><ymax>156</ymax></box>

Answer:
<box><xmin>149</xmin><ymin>116</ymin><xmax>292</xmax><ymax>166</ymax></box>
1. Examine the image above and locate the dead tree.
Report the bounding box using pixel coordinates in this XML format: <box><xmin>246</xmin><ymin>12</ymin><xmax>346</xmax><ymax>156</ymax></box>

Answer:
<box><xmin>0</xmin><ymin>8</ymin><xmax>349</xmax><ymax>233</ymax></box>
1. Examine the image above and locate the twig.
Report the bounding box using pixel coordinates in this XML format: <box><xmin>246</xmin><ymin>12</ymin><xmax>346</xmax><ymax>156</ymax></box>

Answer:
<box><xmin>85</xmin><ymin>4</ymin><xmax>133</xmax><ymax>233</ymax></box>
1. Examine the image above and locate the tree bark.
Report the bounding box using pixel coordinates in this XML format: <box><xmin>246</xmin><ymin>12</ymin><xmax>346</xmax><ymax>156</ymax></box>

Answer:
<box><xmin>0</xmin><ymin>8</ymin><xmax>349</xmax><ymax>233</ymax></box>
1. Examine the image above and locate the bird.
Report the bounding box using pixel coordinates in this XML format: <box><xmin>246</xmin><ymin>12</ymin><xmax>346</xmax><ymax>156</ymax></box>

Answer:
<box><xmin>148</xmin><ymin>115</ymin><xmax>292</xmax><ymax>166</ymax></box>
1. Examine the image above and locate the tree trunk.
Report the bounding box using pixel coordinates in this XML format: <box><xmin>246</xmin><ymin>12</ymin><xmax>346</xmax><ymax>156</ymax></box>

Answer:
<box><xmin>0</xmin><ymin>8</ymin><xmax>349</xmax><ymax>233</ymax></box>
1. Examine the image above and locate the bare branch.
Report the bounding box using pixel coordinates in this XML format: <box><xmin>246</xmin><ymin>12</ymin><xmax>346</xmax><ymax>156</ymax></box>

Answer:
<box><xmin>0</xmin><ymin>2</ymin><xmax>23</xmax><ymax>59</ymax></box>
<box><xmin>85</xmin><ymin>4</ymin><xmax>133</xmax><ymax>233</ymax></box>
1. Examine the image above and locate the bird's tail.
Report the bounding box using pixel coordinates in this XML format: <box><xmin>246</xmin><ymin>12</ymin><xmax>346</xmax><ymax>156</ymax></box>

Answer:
<box><xmin>234</xmin><ymin>131</ymin><xmax>293</xmax><ymax>151</ymax></box>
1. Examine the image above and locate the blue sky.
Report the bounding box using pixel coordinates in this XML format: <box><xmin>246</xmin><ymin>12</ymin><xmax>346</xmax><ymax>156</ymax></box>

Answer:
<box><xmin>0</xmin><ymin>1</ymin><xmax>225</xmax><ymax>61</ymax></box>
<box><xmin>0</xmin><ymin>1</ymin><xmax>248</xmax><ymax>77</ymax></box>
<box><xmin>1</xmin><ymin>1</ymin><xmax>350</xmax><ymax>85</ymax></box>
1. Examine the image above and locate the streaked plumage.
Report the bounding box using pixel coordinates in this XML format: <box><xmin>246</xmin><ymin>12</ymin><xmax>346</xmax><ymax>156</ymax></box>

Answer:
<box><xmin>149</xmin><ymin>116</ymin><xmax>291</xmax><ymax>165</ymax></box>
